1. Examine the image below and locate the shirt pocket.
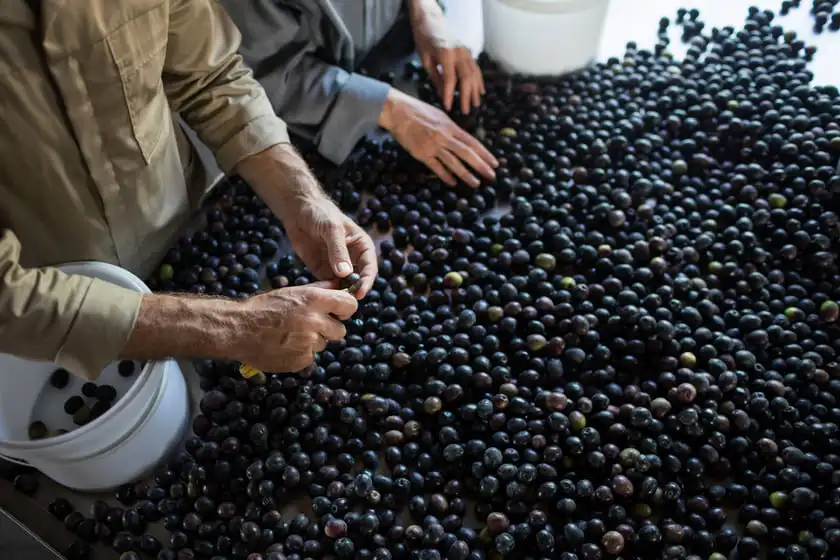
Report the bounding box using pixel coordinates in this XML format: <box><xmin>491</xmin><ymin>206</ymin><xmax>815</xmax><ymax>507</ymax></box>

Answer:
<box><xmin>79</xmin><ymin>2</ymin><xmax>169</xmax><ymax>169</ymax></box>
<box><xmin>107</xmin><ymin>4</ymin><xmax>170</xmax><ymax>164</ymax></box>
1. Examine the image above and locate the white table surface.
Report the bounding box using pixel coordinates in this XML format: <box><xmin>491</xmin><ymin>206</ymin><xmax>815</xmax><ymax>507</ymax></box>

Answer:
<box><xmin>599</xmin><ymin>0</ymin><xmax>838</xmax><ymax>86</ymax></box>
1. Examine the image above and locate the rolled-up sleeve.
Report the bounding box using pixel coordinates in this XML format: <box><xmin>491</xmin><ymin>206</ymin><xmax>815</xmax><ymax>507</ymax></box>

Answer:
<box><xmin>162</xmin><ymin>0</ymin><xmax>290</xmax><ymax>173</ymax></box>
<box><xmin>316</xmin><ymin>72</ymin><xmax>391</xmax><ymax>164</ymax></box>
<box><xmin>0</xmin><ymin>230</ymin><xmax>143</xmax><ymax>380</ymax></box>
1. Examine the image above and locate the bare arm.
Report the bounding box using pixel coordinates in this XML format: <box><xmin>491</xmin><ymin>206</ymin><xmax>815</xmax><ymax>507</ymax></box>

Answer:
<box><xmin>121</xmin><ymin>283</ymin><xmax>358</xmax><ymax>374</ymax></box>
<box><xmin>234</xmin><ymin>143</ymin><xmax>325</xmax><ymax>216</ymax></box>
<box><xmin>119</xmin><ymin>293</ymin><xmax>241</xmax><ymax>362</ymax></box>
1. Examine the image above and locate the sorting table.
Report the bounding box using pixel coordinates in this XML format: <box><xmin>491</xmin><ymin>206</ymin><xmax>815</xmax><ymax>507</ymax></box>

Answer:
<box><xmin>0</xmin><ymin>1</ymin><xmax>836</xmax><ymax>558</ymax></box>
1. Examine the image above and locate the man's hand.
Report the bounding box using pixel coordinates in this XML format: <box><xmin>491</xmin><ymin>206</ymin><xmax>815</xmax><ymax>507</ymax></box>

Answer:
<box><xmin>233</xmin><ymin>144</ymin><xmax>378</xmax><ymax>297</ymax></box>
<box><xmin>379</xmin><ymin>89</ymin><xmax>497</xmax><ymax>188</ymax></box>
<box><xmin>277</xmin><ymin>195</ymin><xmax>377</xmax><ymax>298</ymax></box>
<box><xmin>121</xmin><ymin>283</ymin><xmax>357</xmax><ymax>373</ymax></box>
<box><xmin>408</xmin><ymin>0</ymin><xmax>484</xmax><ymax>114</ymax></box>
<box><xmin>230</xmin><ymin>283</ymin><xmax>358</xmax><ymax>372</ymax></box>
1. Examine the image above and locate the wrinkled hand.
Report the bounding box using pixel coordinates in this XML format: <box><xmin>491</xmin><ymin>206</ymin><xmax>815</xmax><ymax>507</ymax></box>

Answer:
<box><xmin>411</xmin><ymin>5</ymin><xmax>484</xmax><ymax>113</ymax></box>
<box><xmin>277</xmin><ymin>194</ymin><xmax>377</xmax><ymax>298</ymax></box>
<box><xmin>380</xmin><ymin>89</ymin><xmax>497</xmax><ymax>187</ymax></box>
<box><xmin>232</xmin><ymin>282</ymin><xmax>358</xmax><ymax>373</ymax></box>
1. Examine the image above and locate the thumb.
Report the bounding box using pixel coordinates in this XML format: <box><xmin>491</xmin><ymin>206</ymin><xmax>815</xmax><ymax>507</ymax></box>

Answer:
<box><xmin>323</xmin><ymin>223</ymin><xmax>353</xmax><ymax>278</ymax></box>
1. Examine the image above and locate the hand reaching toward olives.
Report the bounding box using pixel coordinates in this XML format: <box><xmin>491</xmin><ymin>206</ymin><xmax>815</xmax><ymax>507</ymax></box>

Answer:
<box><xmin>408</xmin><ymin>0</ymin><xmax>484</xmax><ymax>113</ymax></box>
<box><xmin>379</xmin><ymin>88</ymin><xmax>498</xmax><ymax>188</ymax></box>
<box><xmin>233</xmin><ymin>144</ymin><xmax>376</xmax><ymax>298</ymax></box>
<box><xmin>277</xmin><ymin>194</ymin><xmax>377</xmax><ymax>298</ymax></box>
<box><xmin>230</xmin><ymin>283</ymin><xmax>358</xmax><ymax>373</ymax></box>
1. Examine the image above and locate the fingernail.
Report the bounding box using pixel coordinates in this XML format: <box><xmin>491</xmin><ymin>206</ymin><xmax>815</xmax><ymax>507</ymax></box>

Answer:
<box><xmin>337</xmin><ymin>262</ymin><xmax>352</xmax><ymax>275</ymax></box>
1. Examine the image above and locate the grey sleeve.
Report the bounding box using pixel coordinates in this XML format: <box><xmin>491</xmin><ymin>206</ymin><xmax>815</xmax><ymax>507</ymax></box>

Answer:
<box><xmin>319</xmin><ymin>72</ymin><xmax>391</xmax><ymax>164</ymax></box>
<box><xmin>221</xmin><ymin>0</ymin><xmax>391</xmax><ymax>164</ymax></box>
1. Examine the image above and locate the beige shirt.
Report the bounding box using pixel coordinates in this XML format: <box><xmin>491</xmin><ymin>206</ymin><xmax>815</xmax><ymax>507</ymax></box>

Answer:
<box><xmin>0</xmin><ymin>0</ymin><xmax>290</xmax><ymax>378</ymax></box>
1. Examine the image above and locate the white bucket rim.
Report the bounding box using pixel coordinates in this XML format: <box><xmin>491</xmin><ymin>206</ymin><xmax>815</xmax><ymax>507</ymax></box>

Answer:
<box><xmin>489</xmin><ymin>0</ymin><xmax>609</xmax><ymax>15</ymax></box>
<box><xmin>0</xmin><ymin>261</ymin><xmax>159</xmax><ymax>450</ymax></box>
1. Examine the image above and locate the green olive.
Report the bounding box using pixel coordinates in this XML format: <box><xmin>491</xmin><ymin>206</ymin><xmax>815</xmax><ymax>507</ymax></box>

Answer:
<box><xmin>534</xmin><ymin>253</ymin><xmax>557</xmax><ymax>271</ymax></box>
<box><xmin>679</xmin><ymin>352</ymin><xmax>697</xmax><ymax>367</ymax></box>
<box><xmin>570</xmin><ymin>411</ymin><xmax>586</xmax><ymax>431</ymax></box>
<box><xmin>158</xmin><ymin>263</ymin><xmax>174</xmax><ymax>282</ymax></box>
<box><xmin>486</xmin><ymin>306</ymin><xmax>504</xmax><ymax>323</ymax></box>
<box><xmin>820</xmin><ymin>300</ymin><xmax>839</xmax><ymax>323</ymax></box>
<box><xmin>443</xmin><ymin>271</ymin><xmax>463</xmax><ymax>289</ymax></box>
<box><xmin>633</xmin><ymin>503</ymin><xmax>652</xmax><ymax>518</ymax></box>
<box><xmin>768</xmin><ymin>193</ymin><xmax>787</xmax><ymax>208</ymax></box>
<box><xmin>769</xmin><ymin>491</ymin><xmax>788</xmax><ymax>509</ymax></box>
<box><xmin>28</xmin><ymin>421</ymin><xmax>48</xmax><ymax>440</ymax></box>
<box><xmin>423</xmin><ymin>396</ymin><xmax>442</xmax><ymax>414</ymax></box>
<box><xmin>73</xmin><ymin>406</ymin><xmax>92</xmax><ymax>426</ymax></box>
<box><xmin>526</xmin><ymin>334</ymin><xmax>547</xmax><ymax>351</ymax></box>
<box><xmin>784</xmin><ymin>307</ymin><xmax>803</xmax><ymax>321</ymax></box>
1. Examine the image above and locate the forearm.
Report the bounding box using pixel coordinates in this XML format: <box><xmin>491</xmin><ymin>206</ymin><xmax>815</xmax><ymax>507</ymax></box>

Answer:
<box><xmin>120</xmin><ymin>293</ymin><xmax>243</xmax><ymax>361</ymax></box>
<box><xmin>234</xmin><ymin>143</ymin><xmax>325</xmax><ymax>215</ymax></box>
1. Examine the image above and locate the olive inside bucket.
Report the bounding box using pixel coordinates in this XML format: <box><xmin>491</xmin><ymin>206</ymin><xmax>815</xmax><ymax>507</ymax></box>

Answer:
<box><xmin>0</xmin><ymin>262</ymin><xmax>189</xmax><ymax>491</ymax></box>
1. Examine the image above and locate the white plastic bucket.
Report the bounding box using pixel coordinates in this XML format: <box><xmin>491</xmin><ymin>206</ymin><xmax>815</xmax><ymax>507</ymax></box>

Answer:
<box><xmin>0</xmin><ymin>262</ymin><xmax>189</xmax><ymax>491</ymax></box>
<box><xmin>483</xmin><ymin>0</ymin><xmax>610</xmax><ymax>76</ymax></box>
<box><xmin>441</xmin><ymin>0</ymin><xmax>485</xmax><ymax>59</ymax></box>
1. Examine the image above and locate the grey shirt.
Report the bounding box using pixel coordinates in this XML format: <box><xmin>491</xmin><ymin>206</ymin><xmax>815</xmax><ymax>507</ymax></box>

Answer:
<box><xmin>332</xmin><ymin>0</ymin><xmax>405</xmax><ymax>61</ymax></box>
<box><xmin>221</xmin><ymin>0</ymin><xmax>405</xmax><ymax>164</ymax></box>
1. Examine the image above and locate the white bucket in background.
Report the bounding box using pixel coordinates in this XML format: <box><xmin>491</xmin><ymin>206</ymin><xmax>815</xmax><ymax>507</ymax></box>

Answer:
<box><xmin>441</xmin><ymin>0</ymin><xmax>485</xmax><ymax>59</ymax></box>
<box><xmin>483</xmin><ymin>0</ymin><xmax>610</xmax><ymax>76</ymax></box>
<box><xmin>0</xmin><ymin>262</ymin><xmax>189</xmax><ymax>492</ymax></box>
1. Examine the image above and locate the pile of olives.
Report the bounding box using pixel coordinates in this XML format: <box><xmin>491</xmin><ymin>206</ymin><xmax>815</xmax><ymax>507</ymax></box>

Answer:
<box><xmin>3</xmin><ymin>3</ymin><xmax>840</xmax><ymax>559</ymax></box>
